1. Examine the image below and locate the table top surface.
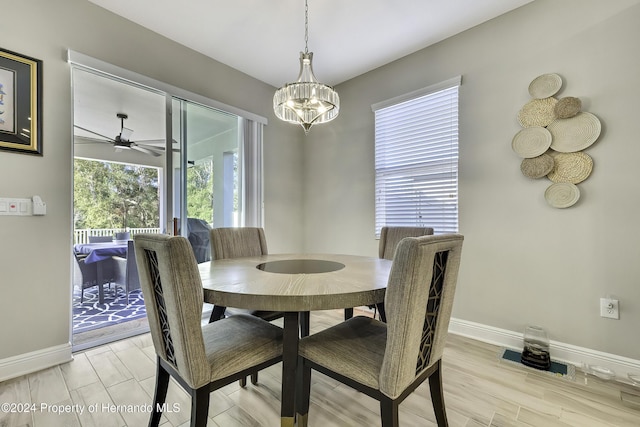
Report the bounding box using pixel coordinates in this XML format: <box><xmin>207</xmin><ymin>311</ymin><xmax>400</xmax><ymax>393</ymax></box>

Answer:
<box><xmin>74</xmin><ymin>242</ymin><xmax>129</xmax><ymax>263</ymax></box>
<box><xmin>199</xmin><ymin>253</ymin><xmax>392</xmax><ymax>312</ymax></box>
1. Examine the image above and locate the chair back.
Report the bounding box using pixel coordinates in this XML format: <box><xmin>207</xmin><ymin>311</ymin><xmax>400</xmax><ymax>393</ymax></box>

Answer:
<box><xmin>210</xmin><ymin>227</ymin><xmax>268</xmax><ymax>260</ymax></box>
<box><xmin>89</xmin><ymin>235</ymin><xmax>112</xmax><ymax>243</ymax></box>
<box><xmin>187</xmin><ymin>218</ymin><xmax>212</xmax><ymax>263</ymax></box>
<box><xmin>134</xmin><ymin>234</ymin><xmax>209</xmax><ymax>388</ymax></box>
<box><xmin>378</xmin><ymin>226</ymin><xmax>434</xmax><ymax>260</ymax></box>
<box><xmin>115</xmin><ymin>231</ymin><xmax>131</xmax><ymax>241</ymax></box>
<box><xmin>125</xmin><ymin>240</ymin><xmax>140</xmax><ymax>291</ymax></box>
<box><xmin>379</xmin><ymin>234</ymin><xmax>463</xmax><ymax>398</ymax></box>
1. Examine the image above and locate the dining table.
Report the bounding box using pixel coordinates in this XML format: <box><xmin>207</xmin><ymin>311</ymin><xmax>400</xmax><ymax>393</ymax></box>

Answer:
<box><xmin>74</xmin><ymin>241</ymin><xmax>129</xmax><ymax>303</ymax></box>
<box><xmin>198</xmin><ymin>253</ymin><xmax>393</xmax><ymax>427</ymax></box>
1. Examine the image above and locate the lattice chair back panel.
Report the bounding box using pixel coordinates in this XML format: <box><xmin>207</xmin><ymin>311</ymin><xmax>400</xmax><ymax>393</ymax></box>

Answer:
<box><xmin>134</xmin><ymin>234</ymin><xmax>210</xmax><ymax>389</ymax></box>
<box><xmin>416</xmin><ymin>250</ymin><xmax>448</xmax><ymax>374</ymax></box>
<box><xmin>379</xmin><ymin>234</ymin><xmax>463</xmax><ymax>399</ymax></box>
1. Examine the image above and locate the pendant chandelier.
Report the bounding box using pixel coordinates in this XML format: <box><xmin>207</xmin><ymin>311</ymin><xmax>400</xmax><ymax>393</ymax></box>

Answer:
<box><xmin>273</xmin><ymin>0</ymin><xmax>339</xmax><ymax>133</ymax></box>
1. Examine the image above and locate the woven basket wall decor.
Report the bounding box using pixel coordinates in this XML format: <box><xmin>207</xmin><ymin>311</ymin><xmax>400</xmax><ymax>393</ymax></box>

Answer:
<box><xmin>512</xmin><ymin>73</ymin><xmax>602</xmax><ymax>208</ymax></box>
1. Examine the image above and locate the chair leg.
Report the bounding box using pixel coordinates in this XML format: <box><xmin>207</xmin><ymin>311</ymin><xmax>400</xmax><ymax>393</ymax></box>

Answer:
<box><xmin>239</xmin><ymin>377</ymin><xmax>247</xmax><ymax>387</ymax></box>
<box><xmin>344</xmin><ymin>308</ymin><xmax>354</xmax><ymax>320</ymax></box>
<box><xmin>80</xmin><ymin>288</ymin><xmax>84</xmax><ymax>303</ymax></box>
<box><xmin>208</xmin><ymin>305</ymin><xmax>227</xmax><ymax>323</ymax></box>
<box><xmin>428</xmin><ymin>361</ymin><xmax>448</xmax><ymax>427</ymax></box>
<box><xmin>376</xmin><ymin>302</ymin><xmax>387</xmax><ymax>323</ymax></box>
<box><xmin>300</xmin><ymin>311</ymin><xmax>310</xmax><ymax>337</ymax></box>
<box><xmin>190</xmin><ymin>386</ymin><xmax>210</xmax><ymax>427</ymax></box>
<box><xmin>149</xmin><ymin>361</ymin><xmax>170</xmax><ymax>427</ymax></box>
<box><xmin>250</xmin><ymin>372</ymin><xmax>259</xmax><ymax>385</ymax></box>
<box><xmin>380</xmin><ymin>397</ymin><xmax>399</xmax><ymax>427</ymax></box>
<box><xmin>295</xmin><ymin>356</ymin><xmax>312</xmax><ymax>427</ymax></box>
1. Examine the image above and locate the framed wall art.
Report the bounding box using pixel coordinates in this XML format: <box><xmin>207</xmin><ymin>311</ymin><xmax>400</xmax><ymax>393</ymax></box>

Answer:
<box><xmin>0</xmin><ymin>47</ymin><xmax>43</xmax><ymax>155</ymax></box>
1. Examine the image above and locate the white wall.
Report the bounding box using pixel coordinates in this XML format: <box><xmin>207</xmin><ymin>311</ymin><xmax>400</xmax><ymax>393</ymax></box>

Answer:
<box><xmin>0</xmin><ymin>0</ymin><xmax>302</xmax><ymax>364</ymax></box>
<box><xmin>304</xmin><ymin>0</ymin><xmax>640</xmax><ymax>361</ymax></box>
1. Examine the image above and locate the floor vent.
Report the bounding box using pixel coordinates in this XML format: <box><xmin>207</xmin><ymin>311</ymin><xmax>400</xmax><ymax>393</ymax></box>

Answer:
<box><xmin>500</xmin><ymin>348</ymin><xmax>575</xmax><ymax>380</ymax></box>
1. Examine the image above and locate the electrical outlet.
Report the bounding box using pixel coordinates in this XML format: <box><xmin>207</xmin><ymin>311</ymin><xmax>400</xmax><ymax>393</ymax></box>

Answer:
<box><xmin>600</xmin><ymin>298</ymin><xmax>619</xmax><ymax>319</ymax></box>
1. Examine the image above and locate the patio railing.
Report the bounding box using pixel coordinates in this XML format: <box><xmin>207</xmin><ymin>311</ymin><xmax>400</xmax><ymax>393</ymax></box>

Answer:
<box><xmin>74</xmin><ymin>227</ymin><xmax>162</xmax><ymax>244</ymax></box>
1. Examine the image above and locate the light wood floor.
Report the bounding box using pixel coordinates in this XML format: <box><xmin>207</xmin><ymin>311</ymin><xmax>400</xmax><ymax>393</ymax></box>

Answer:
<box><xmin>1</xmin><ymin>309</ymin><xmax>639</xmax><ymax>427</ymax></box>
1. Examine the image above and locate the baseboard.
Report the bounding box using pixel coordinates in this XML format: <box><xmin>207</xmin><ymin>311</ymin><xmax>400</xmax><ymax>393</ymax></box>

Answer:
<box><xmin>0</xmin><ymin>343</ymin><xmax>73</xmax><ymax>382</ymax></box>
<box><xmin>449</xmin><ymin>317</ymin><xmax>640</xmax><ymax>385</ymax></box>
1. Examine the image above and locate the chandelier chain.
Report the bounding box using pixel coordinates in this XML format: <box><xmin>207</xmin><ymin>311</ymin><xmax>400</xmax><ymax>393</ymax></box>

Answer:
<box><xmin>304</xmin><ymin>0</ymin><xmax>309</xmax><ymax>54</ymax></box>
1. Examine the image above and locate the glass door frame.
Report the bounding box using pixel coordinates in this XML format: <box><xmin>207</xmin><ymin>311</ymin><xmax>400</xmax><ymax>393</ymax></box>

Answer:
<box><xmin>68</xmin><ymin>50</ymin><xmax>267</xmax><ymax>237</ymax></box>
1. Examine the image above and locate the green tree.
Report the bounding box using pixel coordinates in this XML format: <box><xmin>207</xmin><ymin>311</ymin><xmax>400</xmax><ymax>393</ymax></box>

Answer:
<box><xmin>74</xmin><ymin>159</ymin><xmax>160</xmax><ymax>229</ymax></box>
<box><xmin>187</xmin><ymin>161</ymin><xmax>214</xmax><ymax>222</ymax></box>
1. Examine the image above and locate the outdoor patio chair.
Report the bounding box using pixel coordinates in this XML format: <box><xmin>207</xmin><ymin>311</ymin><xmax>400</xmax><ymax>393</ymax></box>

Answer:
<box><xmin>134</xmin><ymin>234</ymin><xmax>283</xmax><ymax>427</ymax></box>
<box><xmin>114</xmin><ymin>231</ymin><xmax>130</xmax><ymax>241</ymax></box>
<box><xmin>88</xmin><ymin>235</ymin><xmax>112</xmax><ymax>243</ymax></box>
<box><xmin>112</xmin><ymin>240</ymin><xmax>141</xmax><ymax>304</ymax></box>
<box><xmin>72</xmin><ymin>250</ymin><xmax>99</xmax><ymax>303</ymax></box>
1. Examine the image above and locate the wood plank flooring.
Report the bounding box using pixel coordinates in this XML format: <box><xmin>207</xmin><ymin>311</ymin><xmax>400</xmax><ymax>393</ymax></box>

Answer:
<box><xmin>1</xmin><ymin>309</ymin><xmax>639</xmax><ymax>427</ymax></box>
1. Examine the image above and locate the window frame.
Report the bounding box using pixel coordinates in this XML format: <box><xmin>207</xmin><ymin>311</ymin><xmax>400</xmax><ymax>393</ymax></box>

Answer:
<box><xmin>372</xmin><ymin>76</ymin><xmax>461</xmax><ymax>238</ymax></box>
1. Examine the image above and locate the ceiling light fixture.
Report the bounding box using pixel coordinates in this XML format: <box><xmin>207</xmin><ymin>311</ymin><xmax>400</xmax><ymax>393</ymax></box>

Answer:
<box><xmin>273</xmin><ymin>0</ymin><xmax>339</xmax><ymax>134</ymax></box>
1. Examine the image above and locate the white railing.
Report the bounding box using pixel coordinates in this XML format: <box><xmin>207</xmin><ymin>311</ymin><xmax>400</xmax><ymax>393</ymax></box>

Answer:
<box><xmin>74</xmin><ymin>227</ymin><xmax>162</xmax><ymax>244</ymax></box>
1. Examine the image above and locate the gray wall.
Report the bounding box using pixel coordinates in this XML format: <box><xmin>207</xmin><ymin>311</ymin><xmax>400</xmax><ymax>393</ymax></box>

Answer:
<box><xmin>3</xmin><ymin>0</ymin><xmax>639</xmax><ymax>369</ymax></box>
<box><xmin>0</xmin><ymin>0</ymin><xmax>302</xmax><ymax>360</ymax></box>
<box><xmin>304</xmin><ymin>0</ymin><xmax>640</xmax><ymax>359</ymax></box>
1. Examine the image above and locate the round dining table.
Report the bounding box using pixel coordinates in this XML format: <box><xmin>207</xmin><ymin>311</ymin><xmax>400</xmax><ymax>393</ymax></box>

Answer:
<box><xmin>198</xmin><ymin>253</ymin><xmax>392</xmax><ymax>427</ymax></box>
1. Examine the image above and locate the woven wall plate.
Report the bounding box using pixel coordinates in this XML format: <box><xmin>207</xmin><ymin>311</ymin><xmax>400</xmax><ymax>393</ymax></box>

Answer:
<box><xmin>517</xmin><ymin>97</ymin><xmax>558</xmax><ymax>127</ymax></box>
<box><xmin>528</xmin><ymin>73</ymin><xmax>563</xmax><ymax>98</ymax></box>
<box><xmin>512</xmin><ymin>127</ymin><xmax>552</xmax><ymax>158</ymax></box>
<box><xmin>545</xmin><ymin>182</ymin><xmax>580</xmax><ymax>208</ymax></box>
<box><xmin>548</xmin><ymin>112</ymin><xmax>601</xmax><ymax>152</ymax></box>
<box><xmin>554</xmin><ymin>97</ymin><xmax>582</xmax><ymax>119</ymax></box>
<box><xmin>547</xmin><ymin>152</ymin><xmax>593</xmax><ymax>184</ymax></box>
<box><xmin>521</xmin><ymin>154</ymin><xmax>554</xmax><ymax>179</ymax></box>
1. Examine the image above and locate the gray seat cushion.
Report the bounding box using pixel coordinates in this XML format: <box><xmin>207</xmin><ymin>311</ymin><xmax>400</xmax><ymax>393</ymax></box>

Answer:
<box><xmin>203</xmin><ymin>314</ymin><xmax>283</xmax><ymax>382</ymax></box>
<box><xmin>299</xmin><ymin>316</ymin><xmax>387</xmax><ymax>390</ymax></box>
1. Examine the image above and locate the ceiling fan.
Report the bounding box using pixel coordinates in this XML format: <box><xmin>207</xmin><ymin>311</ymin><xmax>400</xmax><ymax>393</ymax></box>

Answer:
<box><xmin>74</xmin><ymin>113</ymin><xmax>165</xmax><ymax>157</ymax></box>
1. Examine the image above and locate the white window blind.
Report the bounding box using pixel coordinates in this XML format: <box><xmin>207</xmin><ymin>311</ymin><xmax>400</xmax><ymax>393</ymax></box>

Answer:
<box><xmin>373</xmin><ymin>77</ymin><xmax>460</xmax><ymax>237</ymax></box>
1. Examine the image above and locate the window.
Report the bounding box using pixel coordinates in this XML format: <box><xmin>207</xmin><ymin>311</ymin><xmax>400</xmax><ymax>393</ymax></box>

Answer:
<box><xmin>373</xmin><ymin>76</ymin><xmax>460</xmax><ymax>237</ymax></box>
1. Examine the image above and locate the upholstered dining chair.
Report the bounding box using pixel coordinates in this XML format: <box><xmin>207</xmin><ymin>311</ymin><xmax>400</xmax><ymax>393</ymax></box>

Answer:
<box><xmin>378</xmin><ymin>226</ymin><xmax>435</xmax><ymax>260</ymax></box>
<box><xmin>134</xmin><ymin>234</ymin><xmax>283</xmax><ymax>427</ymax></box>
<box><xmin>209</xmin><ymin>227</ymin><xmax>292</xmax><ymax>386</ymax></box>
<box><xmin>296</xmin><ymin>234</ymin><xmax>464</xmax><ymax>427</ymax></box>
<box><xmin>344</xmin><ymin>226</ymin><xmax>435</xmax><ymax>321</ymax></box>
<box><xmin>208</xmin><ymin>227</ymin><xmax>284</xmax><ymax>323</ymax></box>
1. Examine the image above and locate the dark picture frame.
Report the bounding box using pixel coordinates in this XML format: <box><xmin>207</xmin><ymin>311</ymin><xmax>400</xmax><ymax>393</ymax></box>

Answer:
<box><xmin>0</xmin><ymin>47</ymin><xmax>43</xmax><ymax>155</ymax></box>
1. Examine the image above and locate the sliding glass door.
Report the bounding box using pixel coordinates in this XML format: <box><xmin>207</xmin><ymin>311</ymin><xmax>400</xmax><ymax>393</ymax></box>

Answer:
<box><xmin>69</xmin><ymin>51</ymin><xmax>265</xmax><ymax>348</ymax></box>
<box><xmin>169</xmin><ymin>98</ymin><xmax>242</xmax><ymax>262</ymax></box>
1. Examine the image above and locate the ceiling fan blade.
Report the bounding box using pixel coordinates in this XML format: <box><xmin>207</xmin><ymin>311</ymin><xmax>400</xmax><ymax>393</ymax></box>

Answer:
<box><xmin>74</xmin><ymin>135</ymin><xmax>113</xmax><ymax>145</ymax></box>
<box><xmin>133</xmin><ymin>138</ymin><xmax>180</xmax><ymax>146</ymax></box>
<box><xmin>132</xmin><ymin>145</ymin><xmax>162</xmax><ymax>157</ymax></box>
<box><xmin>74</xmin><ymin>125</ymin><xmax>115</xmax><ymax>142</ymax></box>
<box><xmin>136</xmin><ymin>143</ymin><xmax>165</xmax><ymax>154</ymax></box>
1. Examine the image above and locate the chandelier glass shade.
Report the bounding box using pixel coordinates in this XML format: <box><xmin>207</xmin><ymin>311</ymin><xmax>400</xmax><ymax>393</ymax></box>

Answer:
<box><xmin>273</xmin><ymin>1</ymin><xmax>339</xmax><ymax>133</ymax></box>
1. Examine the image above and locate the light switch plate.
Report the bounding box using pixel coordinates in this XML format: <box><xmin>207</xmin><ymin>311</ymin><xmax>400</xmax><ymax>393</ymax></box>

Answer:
<box><xmin>0</xmin><ymin>198</ymin><xmax>33</xmax><ymax>216</ymax></box>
